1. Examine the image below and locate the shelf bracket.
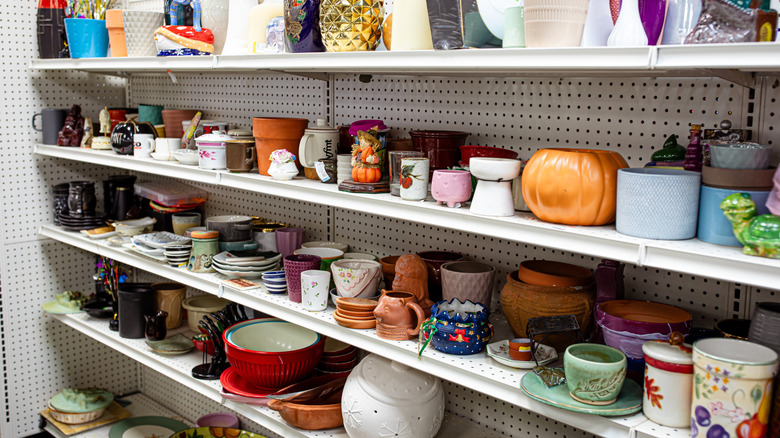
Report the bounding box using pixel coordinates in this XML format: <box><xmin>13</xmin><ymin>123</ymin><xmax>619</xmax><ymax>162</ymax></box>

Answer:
<box><xmin>697</xmin><ymin>69</ymin><xmax>755</xmax><ymax>88</ymax></box>
<box><xmin>270</xmin><ymin>69</ymin><xmax>331</xmax><ymax>81</ymax></box>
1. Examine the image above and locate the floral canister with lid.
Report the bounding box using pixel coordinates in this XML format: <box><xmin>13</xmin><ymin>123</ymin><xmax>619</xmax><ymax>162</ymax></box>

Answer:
<box><xmin>341</xmin><ymin>354</ymin><xmax>444</xmax><ymax>438</ymax></box>
<box><xmin>642</xmin><ymin>332</ymin><xmax>693</xmax><ymax>428</ymax></box>
<box><xmin>196</xmin><ymin>130</ymin><xmax>233</xmax><ymax>170</ymax></box>
<box><xmin>691</xmin><ymin>338</ymin><xmax>779</xmax><ymax>438</ymax></box>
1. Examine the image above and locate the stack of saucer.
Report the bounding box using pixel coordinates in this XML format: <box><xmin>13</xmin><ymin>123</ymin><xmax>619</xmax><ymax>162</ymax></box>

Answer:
<box><xmin>261</xmin><ymin>271</ymin><xmax>287</xmax><ymax>294</ymax></box>
<box><xmin>315</xmin><ymin>338</ymin><xmax>359</xmax><ymax>378</ymax></box>
<box><xmin>332</xmin><ymin>294</ymin><xmax>378</xmax><ymax>329</ymax></box>
<box><xmin>212</xmin><ymin>251</ymin><xmax>282</xmax><ymax>279</ymax></box>
<box><xmin>164</xmin><ymin>243</ymin><xmax>192</xmax><ymax>267</ymax></box>
<box><xmin>57</xmin><ymin>212</ymin><xmax>107</xmax><ymax>231</ymax></box>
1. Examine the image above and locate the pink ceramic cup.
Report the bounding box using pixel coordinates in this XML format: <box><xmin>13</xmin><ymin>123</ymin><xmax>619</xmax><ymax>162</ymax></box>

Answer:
<box><xmin>275</xmin><ymin>227</ymin><xmax>306</xmax><ymax>259</ymax></box>
<box><xmin>431</xmin><ymin>169</ymin><xmax>472</xmax><ymax>208</ymax></box>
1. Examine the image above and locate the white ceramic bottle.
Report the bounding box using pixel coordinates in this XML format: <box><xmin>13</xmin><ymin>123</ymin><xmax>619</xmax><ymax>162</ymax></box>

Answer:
<box><xmin>247</xmin><ymin>0</ymin><xmax>284</xmax><ymax>53</ymax></box>
<box><xmin>390</xmin><ymin>0</ymin><xmax>434</xmax><ymax>50</ymax></box>
<box><xmin>660</xmin><ymin>0</ymin><xmax>702</xmax><ymax>44</ymax></box>
<box><xmin>607</xmin><ymin>0</ymin><xmax>649</xmax><ymax>46</ymax></box>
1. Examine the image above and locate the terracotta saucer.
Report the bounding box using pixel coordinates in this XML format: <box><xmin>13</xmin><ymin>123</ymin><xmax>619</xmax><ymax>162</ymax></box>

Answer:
<box><xmin>335</xmin><ymin>307</ymin><xmax>376</xmax><ymax>319</ymax></box>
<box><xmin>220</xmin><ymin>367</ymin><xmax>275</xmax><ymax>399</ymax></box>
<box><xmin>334</xmin><ymin>309</ymin><xmax>375</xmax><ymax>321</ymax></box>
<box><xmin>335</xmin><ymin>296</ymin><xmax>378</xmax><ymax>312</ymax></box>
<box><xmin>333</xmin><ymin>312</ymin><xmax>376</xmax><ymax>329</ymax></box>
<box><xmin>517</xmin><ymin>260</ymin><xmax>593</xmax><ymax>287</ymax></box>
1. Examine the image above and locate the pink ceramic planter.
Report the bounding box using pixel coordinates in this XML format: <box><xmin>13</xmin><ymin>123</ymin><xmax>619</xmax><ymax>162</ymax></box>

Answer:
<box><xmin>431</xmin><ymin>169</ymin><xmax>472</xmax><ymax>208</ymax></box>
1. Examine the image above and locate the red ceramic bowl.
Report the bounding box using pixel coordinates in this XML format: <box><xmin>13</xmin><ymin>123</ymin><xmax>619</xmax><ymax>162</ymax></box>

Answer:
<box><xmin>192</xmin><ymin>334</ymin><xmax>215</xmax><ymax>356</ymax></box>
<box><xmin>459</xmin><ymin>145</ymin><xmax>519</xmax><ymax>166</ymax></box>
<box><xmin>224</xmin><ymin>319</ymin><xmax>325</xmax><ymax>390</ymax></box>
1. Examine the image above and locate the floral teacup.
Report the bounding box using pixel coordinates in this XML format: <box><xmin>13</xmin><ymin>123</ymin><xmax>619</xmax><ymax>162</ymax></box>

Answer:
<box><xmin>330</xmin><ymin>259</ymin><xmax>382</xmax><ymax>299</ymax></box>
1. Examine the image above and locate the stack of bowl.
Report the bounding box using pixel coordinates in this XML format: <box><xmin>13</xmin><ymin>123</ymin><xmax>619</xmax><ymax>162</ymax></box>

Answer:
<box><xmin>212</xmin><ymin>251</ymin><xmax>282</xmax><ymax>279</ymax></box>
<box><xmin>223</xmin><ymin>318</ymin><xmax>325</xmax><ymax>390</ymax></box>
<box><xmin>332</xmin><ymin>296</ymin><xmax>378</xmax><ymax>329</ymax></box>
<box><xmin>262</xmin><ymin>271</ymin><xmax>287</xmax><ymax>294</ymax></box>
<box><xmin>315</xmin><ymin>338</ymin><xmax>359</xmax><ymax>378</ymax></box>
<box><xmin>164</xmin><ymin>242</ymin><xmax>192</xmax><ymax>267</ymax></box>
<box><xmin>699</xmin><ymin>143</ymin><xmax>775</xmax><ymax>246</ymax></box>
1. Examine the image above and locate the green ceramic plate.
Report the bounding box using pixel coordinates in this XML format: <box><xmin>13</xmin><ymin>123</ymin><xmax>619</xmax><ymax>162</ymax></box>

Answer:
<box><xmin>42</xmin><ymin>300</ymin><xmax>84</xmax><ymax>314</ymax></box>
<box><xmin>109</xmin><ymin>416</ymin><xmax>189</xmax><ymax>438</ymax></box>
<box><xmin>520</xmin><ymin>372</ymin><xmax>642</xmax><ymax>416</ymax></box>
<box><xmin>145</xmin><ymin>333</ymin><xmax>195</xmax><ymax>355</ymax></box>
<box><xmin>171</xmin><ymin>427</ymin><xmax>268</xmax><ymax>438</ymax></box>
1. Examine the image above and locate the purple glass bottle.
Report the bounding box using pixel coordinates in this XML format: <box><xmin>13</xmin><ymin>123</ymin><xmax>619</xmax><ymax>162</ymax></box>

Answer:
<box><xmin>638</xmin><ymin>0</ymin><xmax>668</xmax><ymax>45</ymax></box>
<box><xmin>683</xmin><ymin>124</ymin><xmax>703</xmax><ymax>172</ymax></box>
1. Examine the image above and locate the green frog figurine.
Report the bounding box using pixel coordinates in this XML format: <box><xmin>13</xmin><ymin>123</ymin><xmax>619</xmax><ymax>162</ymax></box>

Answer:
<box><xmin>721</xmin><ymin>192</ymin><xmax>780</xmax><ymax>258</ymax></box>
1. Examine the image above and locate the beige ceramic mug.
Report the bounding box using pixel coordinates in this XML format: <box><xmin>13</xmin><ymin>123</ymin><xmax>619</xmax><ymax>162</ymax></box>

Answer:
<box><xmin>299</xmin><ymin>119</ymin><xmax>339</xmax><ymax>179</ymax></box>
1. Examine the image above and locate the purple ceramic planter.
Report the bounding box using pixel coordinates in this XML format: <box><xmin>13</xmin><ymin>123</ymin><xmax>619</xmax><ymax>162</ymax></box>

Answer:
<box><xmin>284</xmin><ymin>254</ymin><xmax>322</xmax><ymax>303</ymax></box>
<box><xmin>284</xmin><ymin>0</ymin><xmax>325</xmax><ymax>52</ymax></box>
<box><xmin>596</xmin><ymin>300</ymin><xmax>692</xmax><ymax>360</ymax></box>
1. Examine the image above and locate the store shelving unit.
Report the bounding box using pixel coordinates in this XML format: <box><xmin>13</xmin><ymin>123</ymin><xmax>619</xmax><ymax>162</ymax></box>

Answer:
<box><xmin>34</xmin><ymin>144</ymin><xmax>780</xmax><ymax>290</ymax></box>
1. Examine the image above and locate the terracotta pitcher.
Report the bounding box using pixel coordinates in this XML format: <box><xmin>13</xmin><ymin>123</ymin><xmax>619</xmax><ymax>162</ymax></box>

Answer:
<box><xmin>252</xmin><ymin>117</ymin><xmax>309</xmax><ymax>176</ymax></box>
<box><xmin>374</xmin><ymin>290</ymin><xmax>426</xmax><ymax>341</ymax></box>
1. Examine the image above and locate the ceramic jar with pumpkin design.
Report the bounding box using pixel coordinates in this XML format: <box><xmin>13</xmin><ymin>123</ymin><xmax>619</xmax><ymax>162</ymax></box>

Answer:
<box><xmin>642</xmin><ymin>334</ymin><xmax>693</xmax><ymax>428</ymax></box>
<box><xmin>691</xmin><ymin>338</ymin><xmax>778</xmax><ymax>438</ymax></box>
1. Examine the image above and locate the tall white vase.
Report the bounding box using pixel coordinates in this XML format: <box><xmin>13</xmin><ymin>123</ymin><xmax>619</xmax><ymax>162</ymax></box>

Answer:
<box><xmin>201</xmin><ymin>0</ymin><xmax>230</xmax><ymax>54</ymax></box>
<box><xmin>391</xmin><ymin>0</ymin><xmax>434</xmax><ymax>50</ymax></box>
<box><xmin>606</xmin><ymin>0</ymin><xmax>648</xmax><ymax>46</ymax></box>
<box><xmin>222</xmin><ymin>0</ymin><xmax>259</xmax><ymax>55</ymax></box>
<box><xmin>581</xmin><ymin>0</ymin><xmax>615</xmax><ymax>46</ymax></box>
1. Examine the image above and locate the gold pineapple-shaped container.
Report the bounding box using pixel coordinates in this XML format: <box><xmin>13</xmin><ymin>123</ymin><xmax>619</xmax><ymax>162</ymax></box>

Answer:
<box><xmin>320</xmin><ymin>0</ymin><xmax>384</xmax><ymax>52</ymax></box>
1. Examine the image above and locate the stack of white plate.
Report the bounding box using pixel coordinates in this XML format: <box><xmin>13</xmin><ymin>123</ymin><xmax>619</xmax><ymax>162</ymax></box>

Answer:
<box><xmin>129</xmin><ymin>231</ymin><xmax>191</xmax><ymax>263</ymax></box>
<box><xmin>212</xmin><ymin>251</ymin><xmax>282</xmax><ymax>279</ymax></box>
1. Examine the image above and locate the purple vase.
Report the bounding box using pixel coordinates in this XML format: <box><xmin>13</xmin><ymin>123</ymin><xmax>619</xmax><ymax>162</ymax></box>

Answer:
<box><xmin>638</xmin><ymin>0</ymin><xmax>668</xmax><ymax>45</ymax></box>
<box><xmin>284</xmin><ymin>0</ymin><xmax>325</xmax><ymax>53</ymax></box>
<box><xmin>592</xmin><ymin>259</ymin><xmax>625</xmax><ymax>344</ymax></box>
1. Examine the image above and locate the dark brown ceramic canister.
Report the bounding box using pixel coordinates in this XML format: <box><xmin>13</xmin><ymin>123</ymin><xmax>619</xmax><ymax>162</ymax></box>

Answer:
<box><xmin>409</xmin><ymin>130</ymin><xmax>469</xmax><ymax>174</ymax></box>
<box><xmin>226</xmin><ymin>139</ymin><xmax>257</xmax><ymax>172</ymax></box>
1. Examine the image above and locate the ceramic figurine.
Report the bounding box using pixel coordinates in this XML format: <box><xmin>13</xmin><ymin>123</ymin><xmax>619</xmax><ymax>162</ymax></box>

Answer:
<box><xmin>80</xmin><ymin>117</ymin><xmax>93</xmax><ymax>148</ymax></box>
<box><xmin>57</xmin><ymin>105</ymin><xmax>85</xmax><ymax>147</ymax></box>
<box><xmin>154</xmin><ymin>25</ymin><xmax>215</xmax><ymax>56</ymax></box>
<box><xmin>650</xmin><ymin>134</ymin><xmax>686</xmax><ymax>163</ymax></box>
<box><xmin>268</xmin><ymin>149</ymin><xmax>299</xmax><ymax>180</ymax></box>
<box><xmin>351</xmin><ymin>129</ymin><xmax>384</xmax><ymax>184</ymax></box>
<box><xmin>99</xmin><ymin>107</ymin><xmax>111</xmax><ymax>136</ymax></box>
<box><xmin>169</xmin><ymin>0</ymin><xmax>203</xmax><ymax>31</ymax></box>
<box><xmin>721</xmin><ymin>192</ymin><xmax>780</xmax><ymax>259</ymax></box>
<box><xmin>392</xmin><ymin>254</ymin><xmax>434</xmax><ymax>316</ymax></box>
<box><xmin>266</xmin><ymin>16</ymin><xmax>286</xmax><ymax>53</ymax></box>
<box><xmin>419</xmin><ymin>299</ymin><xmax>493</xmax><ymax>356</ymax></box>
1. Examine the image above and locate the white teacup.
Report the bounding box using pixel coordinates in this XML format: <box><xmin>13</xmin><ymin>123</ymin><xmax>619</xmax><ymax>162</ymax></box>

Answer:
<box><xmin>133</xmin><ymin>134</ymin><xmax>155</xmax><ymax>158</ymax></box>
<box><xmin>153</xmin><ymin>137</ymin><xmax>181</xmax><ymax>161</ymax></box>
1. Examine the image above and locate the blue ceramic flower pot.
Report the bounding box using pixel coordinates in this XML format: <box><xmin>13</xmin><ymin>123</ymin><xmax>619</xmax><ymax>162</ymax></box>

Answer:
<box><xmin>64</xmin><ymin>18</ymin><xmax>109</xmax><ymax>58</ymax></box>
<box><xmin>698</xmin><ymin>185</ymin><xmax>771</xmax><ymax>247</ymax></box>
<box><xmin>424</xmin><ymin>299</ymin><xmax>493</xmax><ymax>355</ymax></box>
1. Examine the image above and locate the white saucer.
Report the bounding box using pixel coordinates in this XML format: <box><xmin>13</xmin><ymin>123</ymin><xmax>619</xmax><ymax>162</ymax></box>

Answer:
<box><xmin>151</xmin><ymin>152</ymin><xmax>175</xmax><ymax>161</ymax></box>
<box><xmin>486</xmin><ymin>340</ymin><xmax>558</xmax><ymax>369</ymax></box>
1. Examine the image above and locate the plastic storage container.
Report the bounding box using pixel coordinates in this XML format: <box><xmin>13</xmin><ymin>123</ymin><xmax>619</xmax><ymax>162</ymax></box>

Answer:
<box><xmin>134</xmin><ymin>181</ymin><xmax>208</xmax><ymax>206</ymax></box>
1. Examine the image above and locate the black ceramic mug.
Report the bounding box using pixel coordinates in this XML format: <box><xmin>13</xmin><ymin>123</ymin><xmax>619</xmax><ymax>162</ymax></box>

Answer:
<box><xmin>32</xmin><ymin>108</ymin><xmax>67</xmax><ymax>145</ymax></box>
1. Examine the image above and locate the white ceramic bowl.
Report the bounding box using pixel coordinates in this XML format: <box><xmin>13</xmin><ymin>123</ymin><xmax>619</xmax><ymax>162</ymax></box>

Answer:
<box><xmin>173</xmin><ymin>148</ymin><xmax>199</xmax><ymax>166</ymax></box>
<box><xmin>342</xmin><ymin>252</ymin><xmax>377</xmax><ymax>261</ymax></box>
<box><xmin>113</xmin><ymin>218</ymin><xmax>156</xmax><ymax>237</ymax></box>
<box><xmin>182</xmin><ymin>295</ymin><xmax>230</xmax><ymax>332</ymax></box>
<box><xmin>330</xmin><ymin>259</ymin><xmax>382</xmax><ymax>298</ymax></box>
<box><xmin>469</xmin><ymin>157</ymin><xmax>522</xmax><ymax>181</ymax></box>
<box><xmin>301</xmin><ymin>241</ymin><xmax>349</xmax><ymax>252</ymax></box>
<box><xmin>294</xmin><ymin>247</ymin><xmax>344</xmax><ymax>260</ymax></box>
<box><xmin>709</xmin><ymin>143</ymin><xmax>771</xmax><ymax>170</ymax></box>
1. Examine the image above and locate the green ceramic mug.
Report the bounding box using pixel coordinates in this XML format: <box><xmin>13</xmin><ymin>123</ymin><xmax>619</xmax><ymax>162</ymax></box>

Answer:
<box><xmin>563</xmin><ymin>343</ymin><xmax>627</xmax><ymax>405</ymax></box>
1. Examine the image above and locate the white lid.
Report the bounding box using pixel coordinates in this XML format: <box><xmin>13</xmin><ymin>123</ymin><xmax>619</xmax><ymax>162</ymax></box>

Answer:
<box><xmin>195</xmin><ymin>131</ymin><xmax>234</xmax><ymax>142</ymax></box>
<box><xmin>228</xmin><ymin>129</ymin><xmax>252</xmax><ymax>137</ymax></box>
<box><xmin>306</xmin><ymin>118</ymin><xmax>336</xmax><ymax>131</ymax></box>
<box><xmin>353</xmin><ymin>354</ymin><xmax>440</xmax><ymax>404</ymax></box>
<box><xmin>642</xmin><ymin>339</ymin><xmax>693</xmax><ymax>365</ymax></box>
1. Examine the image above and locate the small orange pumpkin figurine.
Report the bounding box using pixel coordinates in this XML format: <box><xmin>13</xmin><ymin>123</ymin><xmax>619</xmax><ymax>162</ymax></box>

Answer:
<box><xmin>351</xmin><ymin>129</ymin><xmax>383</xmax><ymax>183</ymax></box>
<box><xmin>522</xmin><ymin>148</ymin><xmax>628</xmax><ymax>226</ymax></box>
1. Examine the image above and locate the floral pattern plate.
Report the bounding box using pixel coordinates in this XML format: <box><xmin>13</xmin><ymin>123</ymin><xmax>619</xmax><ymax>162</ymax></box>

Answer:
<box><xmin>520</xmin><ymin>372</ymin><xmax>643</xmax><ymax>416</ymax></box>
<box><xmin>486</xmin><ymin>340</ymin><xmax>558</xmax><ymax>369</ymax></box>
<box><xmin>173</xmin><ymin>426</ymin><xmax>267</xmax><ymax>438</ymax></box>
<box><xmin>132</xmin><ymin>231</ymin><xmax>191</xmax><ymax>249</ymax></box>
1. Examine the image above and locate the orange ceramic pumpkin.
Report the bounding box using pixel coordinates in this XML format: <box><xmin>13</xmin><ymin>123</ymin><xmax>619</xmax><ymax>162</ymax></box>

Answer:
<box><xmin>352</xmin><ymin>166</ymin><xmax>381</xmax><ymax>183</ymax></box>
<box><xmin>521</xmin><ymin>148</ymin><xmax>629</xmax><ymax>226</ymax></box>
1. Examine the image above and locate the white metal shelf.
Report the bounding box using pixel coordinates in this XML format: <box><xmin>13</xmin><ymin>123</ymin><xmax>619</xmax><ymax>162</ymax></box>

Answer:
<box><xmin>39</xmin><ymin>224</ymin><xmax>688</xmax><ymax>438</ymax></box>
<box><xmin>26</xmin><ymin>44</ymin><xmax>780</xmax><ymax>76</ymax></box>
<box><xmin>49</xmin><ymin>312</ymin><xmax>499</xmax><ymax>438</ymax></box>
<box><xmin>42</xmin><ymin>392</ymin><xmax>187</xmax><ymax>438</ymax></box>
<box><xmin>35</xmin><ymin>144</ymin><xmax>780</xmax><ymax>289</ymax></box>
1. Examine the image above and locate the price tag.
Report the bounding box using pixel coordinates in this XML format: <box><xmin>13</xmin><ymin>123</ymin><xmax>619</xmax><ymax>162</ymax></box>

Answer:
<box><xmin>315</xmin><ymin>161</ymin><xmax>330</xmax><ymax>182</ymax></box>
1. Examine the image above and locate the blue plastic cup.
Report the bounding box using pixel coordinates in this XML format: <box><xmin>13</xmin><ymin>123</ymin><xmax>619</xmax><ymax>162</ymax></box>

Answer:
<box><xmin>64</xmin><ymin>18</ymin><xmax>109</xmax><ymax>58</ymax></box>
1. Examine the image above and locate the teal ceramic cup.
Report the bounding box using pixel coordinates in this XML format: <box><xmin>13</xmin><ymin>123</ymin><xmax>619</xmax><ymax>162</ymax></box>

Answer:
<box><xmin>564</xmin><ymin>343</ymin><xmax>627</xmax><ymax>405</ymax></box>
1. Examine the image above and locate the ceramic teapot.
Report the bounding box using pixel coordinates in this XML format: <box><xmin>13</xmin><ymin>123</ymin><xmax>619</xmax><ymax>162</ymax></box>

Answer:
<box><xmin>373</xmin><ymin>290</ymin><xmax>425</xmax><ymax>341</ymax></box>
<box><xmin>111</xmin><ymin>118</ymin><xmax>158</xmax><ymax>155</ymax></box>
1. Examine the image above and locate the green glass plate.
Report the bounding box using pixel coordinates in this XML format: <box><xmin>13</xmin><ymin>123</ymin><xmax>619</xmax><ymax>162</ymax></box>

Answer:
<box><xmin>109</xmin><ymin>416</ymin><xmax>189</xmax><ymax>438</ymax></box>
<box><xmin>172</xmin><ymin>427</ymin><xmax>268</xmax><ymax>438</ymax></box>
<box><xmin>520</xmin><ymin>372</ymin><xmax>643</xmax><ymax>416</ymax></box>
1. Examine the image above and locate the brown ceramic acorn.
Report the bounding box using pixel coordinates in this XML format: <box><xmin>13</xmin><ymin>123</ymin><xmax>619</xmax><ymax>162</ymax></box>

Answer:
<box><xmin>392</xmin><ymin>254</ymin><xmax>434</xmax><ymax>315</ymax></box>
<box><xmin>374</xmin><ymin>290</ymin><xmax>426</xmax><ymax>341</ymax></box>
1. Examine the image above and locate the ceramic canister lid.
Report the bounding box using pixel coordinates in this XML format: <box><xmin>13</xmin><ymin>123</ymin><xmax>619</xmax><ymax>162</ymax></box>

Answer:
<box><xmin>306</xmin><ymin>118</ymin><xmax>337</xmax><ymax>132</ymax></box>
<box><xmin>353</xmin><ymin>354</ymin><xmax>440</xmax><ymax>404</ymax></box>
<box><xmin>195</xmin><ymin>131</ymin><xmax>234</xmax><ymax>147</ymax></box>
<box><xmin>349</xmin><ymin>119</ymin><xmax>388</xmax><ymax>135</ymax></box>
<box><xmin>191</xmin><ymin>230</ymin><xmax>219</xmax><ymax>239</ymax></box>
<box><xmin>642</xmin><ymin>339</ymin><xmax>693</xmax><ymax>374</ymax></box>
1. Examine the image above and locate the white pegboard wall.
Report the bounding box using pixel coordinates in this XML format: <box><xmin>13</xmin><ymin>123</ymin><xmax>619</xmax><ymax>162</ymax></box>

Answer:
<box><xmin>333</xmin><ymin>208</ymin><xmax>735</xmax><ymax>329</ymax></box>
<box><xmin>127</xmin><ymin>73</ymin><xmax>328</xmax><ymax>131</ymax></box>
<box><xmin>3</xmin><ymin>241</ymin><xmax>137</xmax><ymax>437</ymax></box>
<box><xmin>334</xmin><ymin>75</ymin><xmax>750</xmax><ymax>167</ymax></box>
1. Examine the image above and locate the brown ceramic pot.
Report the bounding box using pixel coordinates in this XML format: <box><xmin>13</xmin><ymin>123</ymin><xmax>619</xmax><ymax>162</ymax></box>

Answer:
<box><xmin>517</xmin><ymin>260</ymin><xmax>593</xmax><ymax>288</ymax></box>
<box><xmin>440</xmin><ymin>261</ymin><xmax>495</xmax><ymax>307</ymax></box>
<box><xmin>151</xmin><ymin>282</ymin><xmax>185</xmax><ymax>329</ymax></box>
<box><xmin>379</xmin><ymin>255</ymin><xmax>400</xmax><ymax>287</ymax></box>
<box><xmin>161</xmin><ymin>109</ymin><xmax>198</xmax><ymax>139</ymax></box>
<box><xmin>253</xmin><ymin>117</ymin><xmax>309</xmax><ymax>176</ymax></box>
<box><xmin>416</xmin><ymin>251</ymin><xmax>464</xmax><ymax>303</ymax></box>
<box><xmin>409</xmin><ymin>130</ymin><xmax>469</xmax><ymax>174</ymax></box>
<box><xmin>715</xmin><ymin>318</ymin><xmax>751</xmax><ymax>340</ymax></box>
<box><xmin>267</xmin><ymin>389</ymin><xmax>343</xmax><ymax>430</ymax></box>
<box><xmin>374</xmin><ymin>290</ymin><xmax>426</xmax><ymax>341</ymax></box>
<box><xmin>500</xmin><ymin>271</ymin><xmax>596</xmax><ymax>351</ymax></box>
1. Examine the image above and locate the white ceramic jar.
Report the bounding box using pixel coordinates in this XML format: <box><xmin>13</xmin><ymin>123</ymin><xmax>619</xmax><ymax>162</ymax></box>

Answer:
<box><xmin>196</xmin><ymin>131</ymin><xmax>233</xmax><ymax>170</ymax></box>
<box><xmin>641</xmin><ymin>336</ymin><xmax>693</xmax><ymax>428</ymax></box>
<box><xmin>342</xmin><ymin>354</ymin><xmax>444</xmax><ymax>438</ymax></box>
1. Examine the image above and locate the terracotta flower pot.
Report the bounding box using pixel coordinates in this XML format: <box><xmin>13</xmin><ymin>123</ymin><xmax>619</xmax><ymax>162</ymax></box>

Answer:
<box><xmin>379</xmin><ymin>255</ymin><xmax>400</xmax><ymax>287</ymax></box>
<box><xmin>500</xmin><ymin>271</ymin><xmax>596</xmax><ymax>351</ymax></box>
<box><xmin>253</xmin><ymin>117</ymin><xmax>309</xmax><ymax>176</ymax></box>
<box><xmin>161</xmin><ymin>109</ymin><xmax>199</xmax><ymax>139</ymax></box>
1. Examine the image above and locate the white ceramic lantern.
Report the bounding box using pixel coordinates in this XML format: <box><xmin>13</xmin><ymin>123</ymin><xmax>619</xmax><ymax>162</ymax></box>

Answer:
<box><xmin>341</xmin><ymin>354</ymin><xmax>444</xmax><ymax>438</ymax></box>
